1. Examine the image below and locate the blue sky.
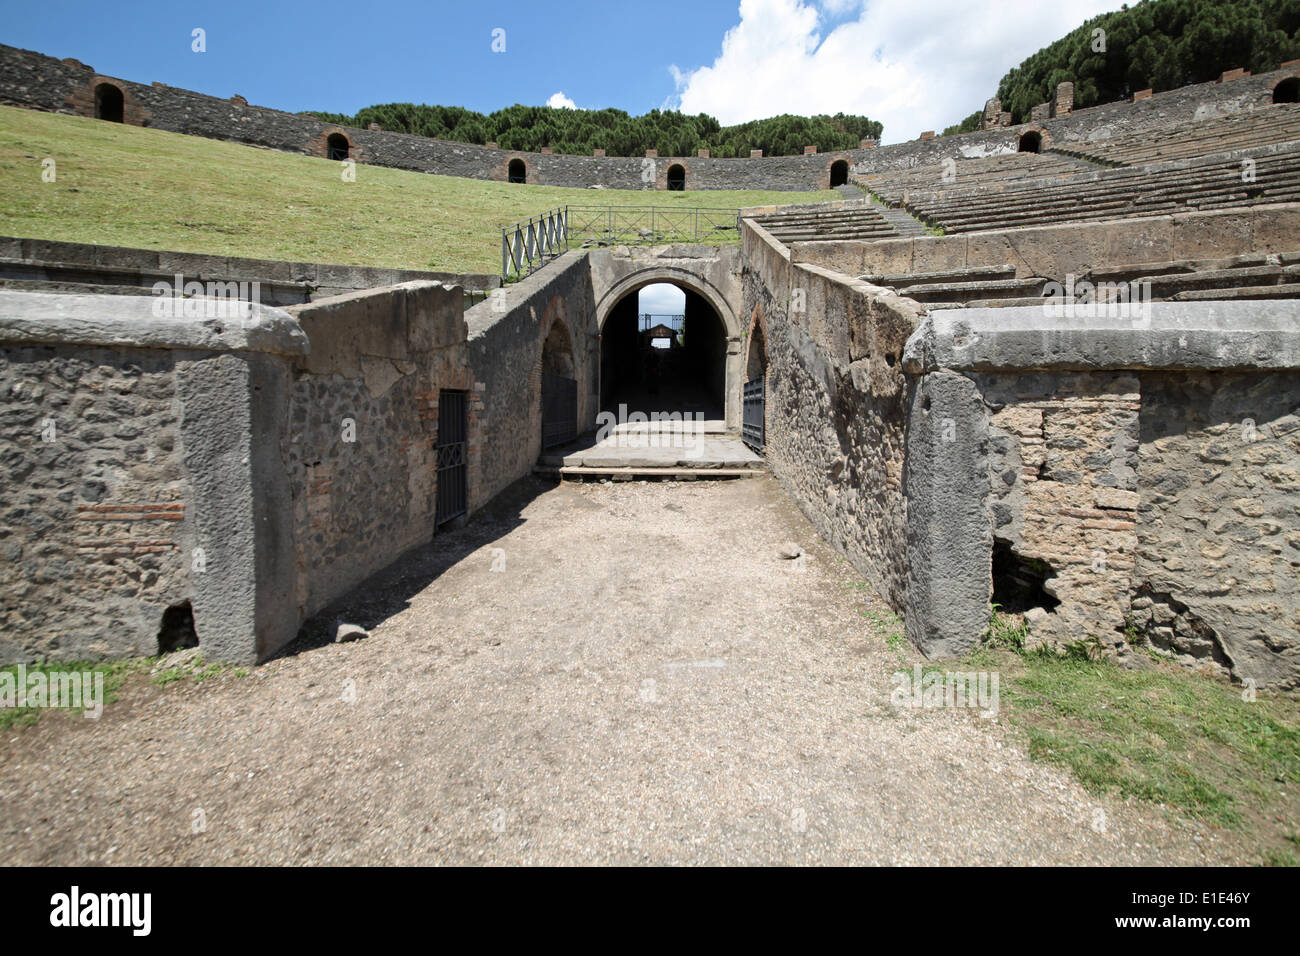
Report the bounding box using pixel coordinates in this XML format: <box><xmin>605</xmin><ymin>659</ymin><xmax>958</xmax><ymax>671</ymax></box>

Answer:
<box><xmin>2</xmin><ymin>0</ymin><xmax>1121</xmax><ymax>143</ymax></box>
<box><xmin>1</xmin><ymin>0</ymin><xmax>745</xmax><ymax>117</ymax></box>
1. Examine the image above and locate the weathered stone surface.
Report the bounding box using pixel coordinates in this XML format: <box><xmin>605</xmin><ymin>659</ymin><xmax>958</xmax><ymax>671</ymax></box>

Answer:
<box><xmin>0</xmin><ymin>290</ymin><xmax>309</xmax><ymax>355</ymax></box>
<box><xmin>0</xmin><ymin>43</ymin><xmax>866</xmax><ymax>191</ymax></box>
<box><xmin>466</xmin><ymin>252</ymin><xmax>596</xmax><ymax>510</ymax></box>
<box><xmin>977</xmin><ymin>371</ymin><xmax>1140</xmax><ymax>655</ymax></box>
<box><xmin>284</xmin><ymin>284</ymin><xmax>476</xmax><ymax>623</ymax></box>
<box><xmin>905</xmin><ymin>302</ymin><xmax>1300</xmax><ymax>373</ymax></box>
<box><xmin>740</xmin><ymin>220</ymin><xmax>918</xmax><ymax>619</ymax></box>
<box><xmin>1134</xmin><ymin>370</ymin><xmax>1300</xmax><ymax>689</ymax></box>
<box><xmin>904</xmin><ymin>370</ymin><xmax>993</xmax><ymax>656</ymax></box>
<box><xmin>0</xmin><ymin>346</ymin><xmax>194</xmax><ymax>662</ymax></box>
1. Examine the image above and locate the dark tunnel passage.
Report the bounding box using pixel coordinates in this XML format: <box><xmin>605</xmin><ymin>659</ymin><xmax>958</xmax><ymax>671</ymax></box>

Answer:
<box><xmin>599</xmin><ymin>284</ymin><xmax>727</xmax><ymax>421</ymax></box>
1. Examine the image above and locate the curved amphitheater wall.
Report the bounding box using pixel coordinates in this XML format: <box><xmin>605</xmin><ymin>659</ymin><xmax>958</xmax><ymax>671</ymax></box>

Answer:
<box><xmin>5</xmin><ymin>42</ymin><xmax>1297</xmax><ymax>190</ymax></box>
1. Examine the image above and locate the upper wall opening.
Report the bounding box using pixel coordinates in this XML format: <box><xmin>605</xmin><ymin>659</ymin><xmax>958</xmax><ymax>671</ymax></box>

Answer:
<box><xmin>667</xmin><ymin>164</ymin><xmax>685</xmax><ymax>191</ymax></box>
<box><xmin>1275</xmin><ymin>77</ymin><xmax>1300</xmax><ymax>104</ymax></box>
<box><xmin>829</xmin><ymin>159</ymin><xmax>849</xmax><ymax>188</ymax></box>
<box><xmin>508</xmin><ymin>158</ymin><xmax>527</xmax><ymax>183</ymax></box>
<box><xmin>94</xmin><ymin>82</ymin><xmax>124</xmax><ymax>122</ymax></box>
<box><xmin>1018</xmin><ymin>130</ymin><xmax>1042</xmax><ymax>153</ymax></box>
<box><xmin>326</xmin><ymin>133</ymin><xmax>350</xmax><ymax>161</ymax></box>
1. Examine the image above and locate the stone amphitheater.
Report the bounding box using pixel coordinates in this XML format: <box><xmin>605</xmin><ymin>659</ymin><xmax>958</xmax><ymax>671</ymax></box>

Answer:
<box><xmin>1</xmin><ymin>43</ymin><xmax>1298</xmax><ymax>697</ymax></box>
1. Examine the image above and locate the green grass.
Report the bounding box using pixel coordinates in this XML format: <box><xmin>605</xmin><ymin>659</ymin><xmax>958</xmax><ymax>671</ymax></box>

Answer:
<box><xmin>958</xmin><ymin>632</ymin><xmax>1300</xmax><ymax>862</ymax></box>
<box><xmin>862</xmin><ymin>606</ymin><xmax>907</xmax><ymax>654</ymax></box>
<box><xmin>0</xmin><ymin>654</ymin><xmax>248</xmax><ymax>728</ymax></box>
<box><xmin>0</xmin><ymin>658</ymin><xmax>146</xmax><ymax>729</ymax></box>
<box><xmin>0</xmin><ymin>105</ymin><xmax>834</xmax><ymax>275</ymax></box>
<box><xmin>983</xmin><ymin>605</ymin><xmax>1028</xmax><ymax>650</ymax></box>
<box><xmin>151</xmin><ymin>654</ymin><xmax>247</xmax><ymax>686</ymax></box>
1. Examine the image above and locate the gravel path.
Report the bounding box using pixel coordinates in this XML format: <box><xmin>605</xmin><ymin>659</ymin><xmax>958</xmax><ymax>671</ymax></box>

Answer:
<box><xmin>0</xmin><ymin>475</ymin><xmax>1241</xmax><ymax>865</ymax></box>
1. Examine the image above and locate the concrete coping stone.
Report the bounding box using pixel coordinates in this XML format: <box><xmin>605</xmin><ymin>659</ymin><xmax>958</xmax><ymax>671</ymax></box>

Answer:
<box><xmin>0</xmin><ymin>290</ymin><xmax>310</xmax><ymax>355</ymax></box>
<box><xmin>903</xmin><ymin>300</ymin><xmax>1300</xmax><ymax>373</ymax></box>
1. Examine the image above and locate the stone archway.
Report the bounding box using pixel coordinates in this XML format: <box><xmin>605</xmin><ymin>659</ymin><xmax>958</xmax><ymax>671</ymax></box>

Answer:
<box><xmin>326</xmin><ymin>133</ymin><xmax>350</xmax><ymax>160</ymax></box>
<box><xmin>540</xmin><ymin>312</ymin><xmax>578</xmax><ymax>447</ymax></box>
<box><xmin>593</xmin><ymin>265</ymin><xmax>742</xmax><ymax>429</ymax></box>
<box><xmin>594</xmin><ymin>266</ymin><xmax>740</xmax><ymax>339</ymax></box>
<box><xmin>746</xmin><ymin>303</ymin><xmax>768</xmax><ymax>382</ymax></box>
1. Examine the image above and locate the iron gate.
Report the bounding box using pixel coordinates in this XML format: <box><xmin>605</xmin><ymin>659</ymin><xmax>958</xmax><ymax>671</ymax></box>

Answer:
<box><xmin>436</xmin><ymin>389</ymin><xmax>468</xmax><ymax>526</ymax></box>
<box><xmin>743</xmin><ymin>376</ymin><xmax>765</xmax><ymax>453</ymax></box>
<box><xmin>541</xmin><ymin>373</ymin><xmax>577</xmax><ymax>448</ymax></box>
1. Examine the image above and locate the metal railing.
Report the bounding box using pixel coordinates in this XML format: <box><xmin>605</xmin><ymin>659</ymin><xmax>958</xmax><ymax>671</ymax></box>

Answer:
<box><xmin>638</xmin><ymin>313</ymin><xmax>685</xmax><ymax>332</ymax></box>
<box><xmin>502</xmin><ymin>207</ymin><xmax>569</xmax><ymax>283</ymax></box>
<box><xmin>501</xmin><ymin>205</ymin><xmax>741</xmax><ymax>282</ymax></box>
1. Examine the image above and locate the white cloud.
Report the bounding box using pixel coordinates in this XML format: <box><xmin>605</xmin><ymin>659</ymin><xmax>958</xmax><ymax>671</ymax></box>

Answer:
<box><xmin>546</xmin><ymin>91</ymin><xmax>579</xmax><ymax>110</ymax></box>
<box><xmin>672</xmin><ymin>0</ymin><xmax>1120</xmax><ymax>144</ymax></box>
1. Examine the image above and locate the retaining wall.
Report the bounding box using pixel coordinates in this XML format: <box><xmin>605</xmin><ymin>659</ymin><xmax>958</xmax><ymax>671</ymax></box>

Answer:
<box><xmin>0</xmin><ymin>234</ymin><xmax>499</xmax><ymax>302</ymax></box>
<box><xmin>789</xmin><ymin>204</ymin><xmax>1300</xmax><ymax>279</ymax></box>
<box><xmin>743</xmin><ymin>214</ymin><xmax>1300</xmax><ymax>689</ymax></box>
<box><xmin>0</xmin><ymin>281</ymin><xmax>482</xmax><ymax>664</ymax></box>
<box><xmin>465</xmin><ymin>252</ymin><xmax>598</xmax><ymax>508</ymax></box>
<box><xmin>740</xmin><ymin>220</ymin><xmax>920</xmax><ymax>613</ymax></box>
<box><xmin>906</xmin><ymin>305</ymin><xmax>1300</xmax><ymax>689</ymax></box>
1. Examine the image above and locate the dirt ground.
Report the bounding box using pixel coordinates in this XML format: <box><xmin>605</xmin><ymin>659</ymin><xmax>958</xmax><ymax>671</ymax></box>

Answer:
<box><xmin>0</xmin><ymin>475</ymin><xmax>1245</xmax><ymax>865</ymax></box>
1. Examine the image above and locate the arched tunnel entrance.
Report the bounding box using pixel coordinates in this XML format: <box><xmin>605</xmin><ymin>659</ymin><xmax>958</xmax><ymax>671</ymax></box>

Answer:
<box><xmin>600</xmin><ymin>282</ymin><xmax>727</xmax><ymax>422</ymax></box>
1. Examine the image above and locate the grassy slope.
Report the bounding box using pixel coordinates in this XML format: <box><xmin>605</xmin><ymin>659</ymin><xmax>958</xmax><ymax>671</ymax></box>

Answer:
<box><xmin>858</xmin><ymin>598</ymin><xmax>1300</xmax><ymax>865</ymax></box>
<box><xmin>0</xmin><ymin>105</ymin><xmax>833</xmax><ymax>275</ymax></box>
<box><xmin>970</xmin><ymin>622</ymin><xmax>1300</xmax><ymax>864</ymax></box>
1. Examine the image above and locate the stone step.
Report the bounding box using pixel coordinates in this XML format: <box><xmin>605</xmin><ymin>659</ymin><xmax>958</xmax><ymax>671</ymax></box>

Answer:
<box><xmin>0</xmin><ymin>256</ymin><xmax>313</xmax><ymax>306</ymax></box>
<box><xmin>1170</xmin><ymin>282</ymin><xmax>1300</xmax><ymax>301</ymax></box>
<box><xmin>895</xmin><ymin>277</ymin><xmax>1048</xmax><ymax>302</ymax></box>
<box><xmin>535</xmin><ymin>465</ymin><xmax>764</xmax><ymax>480</ymax></box>
<box><xmin>860</xmin><ymin>264</ymin><xmax>1017</xmax><ymax>285</ymax></box>
<box><xmin>0</xmin><ymin>276</ymin><xmax>159</xmax><ymax>296</ymax></box>
<box><xmin>872</xmin><ymin>204</ymin><xmax>929</xmax><ymax>237</ymax></box>
<box><xmin>1143</xmin><ymin>265</ymin><xmax>1293</xmax><ymax>295</ymax></box>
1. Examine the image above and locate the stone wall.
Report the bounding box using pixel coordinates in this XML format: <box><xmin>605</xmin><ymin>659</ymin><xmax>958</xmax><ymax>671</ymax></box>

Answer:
<box><xmin>745</xmin><ymin>206</ymin><xmax>1300</xmax><ymax>687</ymax></box>
<box><xmin>465</xmin><ymin>253</ymin><xmax>598</xmax><ymax>508</ymax></box>
<box><xmin>0</xmin><ymin>281</ymin><xmax>484</xmax><ymax>665</ymax></box>
<box><xmin>976</xmin><ymin>370</ymin><xmax>1141</xmax><ymax>656</ymax></box>
<box><xmin>903</xmin><ymin>304</ymin><xmax>1300</xmax><ymax>689</ymax></box>
<box><xmin>827</xmin><ymin>66</ymin><xmax>1300</xmax><ymax>176</ymax></box>
<box><xmin>283</xmin><ymin>282</ymin><xmax>476</xmax><ymax>621</ymax></box>
<box><xmin>0</xmin><ymin>234</ymin><xmax>500</xmax><ymax>299</ymax></box>
<box><xmin>1134</xmin><ymin>370</ymin><xmax>1300</xmax><ymax>689</ymax></box>
<box><xmin>789</xmin><ymin>204</ymin><xmax>1300</xmax><ymax>280</ymax></box>
<box><xmin>0</xmin><ymin>291</ymin><xmax>307</xmax><ymax>664</ymax></box>
<box><xmin>2</xmin><ymin>43</ymin><xmax>1295</xmax><ymax>191</ymax></box>
<box><xmin>740</xmin><ymin>219</ymin><xmax>920</xmax><ymax>612</ymax></box>
<box><xmin>0</xmin><ymin>345</ymin><xmax>194</xmax><ymax>662</ymax></box>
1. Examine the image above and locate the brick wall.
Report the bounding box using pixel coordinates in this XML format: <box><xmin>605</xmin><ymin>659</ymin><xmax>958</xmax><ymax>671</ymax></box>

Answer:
<box><xmin>979</xmin><ymin>371</ymin><xmax>1141</xmax><ymax>655</ymax></box>
<box><xmin>64</xmin><ymin>76</ymin><xmax>150</xmax><ymax>125</ymax></box>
